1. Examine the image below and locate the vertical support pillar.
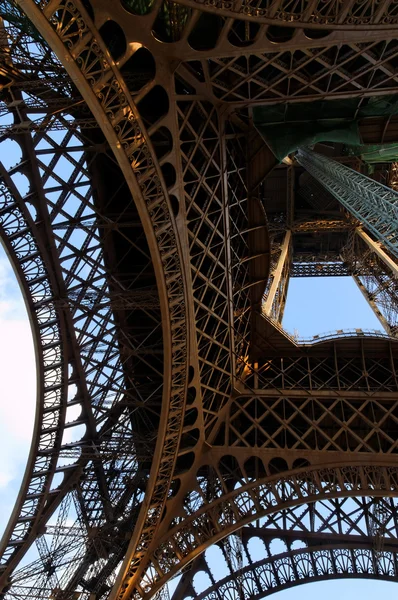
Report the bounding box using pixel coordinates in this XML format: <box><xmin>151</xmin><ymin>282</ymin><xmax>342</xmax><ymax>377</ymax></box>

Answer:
<box><xmin>352</xmin><ymin>272</ymin><xmax>393</xmax><ymax>334</ymax></box>
<box><xmin>297</xmin><ymin>148</ymin><xmax>398</xmax><ymax>259</ymax></box>
<box><xmin>356</xmin><ymin>228</ymin><xmax>398</xmax><ymax>277</ymax></box>
<box><xmin>263</xmin><ymin>230</ymin><xmax>292</xmax><ymax>320</ymax></box>
<box><xmin>345</xmin><ymin>228</ymin><xmax>398</xmax><ymax>336</ymax></box>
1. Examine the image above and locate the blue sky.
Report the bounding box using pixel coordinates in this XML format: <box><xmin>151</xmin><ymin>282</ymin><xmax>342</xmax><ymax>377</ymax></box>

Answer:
<box><xmin>0</xmin><ymin>243</ymin><xmax>36</xmax><ymax>537</ymax></box>
<box><xmin>272</xmin><ymin>578</ymin><xmax>397</xmax><ymax>599</ymax></box>
<box><xmin>0</xmin><ymin>220</ymin><xmax>394</xmax><ymax>595</ymax></box>
<box><xmin>283</xmin><ymin>276</ymin><xmax>382</xmax><ymax>338</ymax></box>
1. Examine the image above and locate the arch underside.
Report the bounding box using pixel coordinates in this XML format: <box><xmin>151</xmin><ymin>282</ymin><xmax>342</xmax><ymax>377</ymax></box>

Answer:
<box><xmin>176</xmin><ymin>545</ymin><xmax>398</xmax><ymax>600</ymax></box>
<box><xmin>0</xmin><ymin>0</ymin><xmax>398</xmax><ymax>598</ymax></box>
<box><xmin>170</xmin><ymin>496</ymin><xmax>398</xmax><ymax>599</ymax></box>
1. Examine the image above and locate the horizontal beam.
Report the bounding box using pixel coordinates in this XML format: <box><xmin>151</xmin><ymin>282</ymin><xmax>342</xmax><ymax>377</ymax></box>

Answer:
<box><xmin>291</xmin><ymin>262</ymin><xmax>351</xmax><ymax>277</ymax></box>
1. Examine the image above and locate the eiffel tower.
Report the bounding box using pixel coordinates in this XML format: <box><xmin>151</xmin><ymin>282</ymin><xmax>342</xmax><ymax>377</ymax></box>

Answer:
<box><xmin>1</xmin><ymin>0</ymin><xmax>398</xmax><ymax>598</ymax></box>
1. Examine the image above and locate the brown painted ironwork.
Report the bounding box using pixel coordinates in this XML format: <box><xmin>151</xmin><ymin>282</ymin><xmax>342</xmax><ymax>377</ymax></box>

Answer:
<box><xmin>0</xmin><ymin>0</ymin><xmax>397</xmax><ymax>598</ymax></box>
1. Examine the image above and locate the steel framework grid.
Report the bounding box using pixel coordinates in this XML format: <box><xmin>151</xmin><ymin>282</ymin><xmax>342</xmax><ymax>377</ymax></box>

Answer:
<box><xmin>0</xmin><ymin>1</ymin><xmax>398</xmax><ymax>600</ymax></box>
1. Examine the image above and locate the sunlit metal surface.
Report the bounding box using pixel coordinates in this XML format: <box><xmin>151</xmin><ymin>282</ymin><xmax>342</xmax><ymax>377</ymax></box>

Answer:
<box><xmin>0</xmin><ymin>0</ymin><xmax>397</xmax><ymax>598</ymax></box>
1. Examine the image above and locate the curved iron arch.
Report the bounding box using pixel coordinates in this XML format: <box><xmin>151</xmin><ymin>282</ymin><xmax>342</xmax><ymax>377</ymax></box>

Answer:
<box><xmin>191</xmin><ymin>546</ymin><xmax>398</xmax><ymax>600</ymax></box>
<box><xmin>139</xmin><ymin>462</ymin><xmax>398</xmax><ymax>596</ymax></box>
<box><xmin>0</xmin><ymin>18</ymin><xmax>172</xmax><ymax>594</ymax></box>
<box><xmin>13</xmin><ymin>0</ymin><xmax>190</xmax><ymax>593</ymax></box>
<box><xmin>0</xmin><ymin>162</ymin><xmax>68</xmax><ymax>570</ymax></box>
<box><xmin>171</xmin><ymin>496</ymin><xmax>398</xmax><ymax>599</ymax></box>
<box><xmin>0</xmin><ymin>29</ymin><xmax>158</xmax><ymax>583</ymax></box>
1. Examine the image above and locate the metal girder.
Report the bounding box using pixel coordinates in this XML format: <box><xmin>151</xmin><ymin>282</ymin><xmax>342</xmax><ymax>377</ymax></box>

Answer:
<box><xmin>14</xmin><ymin>2</ymin><xmax>188</xmax><ymax>597</ymax></box>
<box><xmin>291</xmin><ymin>248</ymin><xmax>356</xmax><ymax>277</ymax></box>
<box><xmin>297</xmin><ymin>149</ymin><xmax>398</xmax><ymax>259</ymax></box>
<box><xmin>170</xmin><ymin>0</ymin><xmax>398</xmax><ymax>29</ymax></box>
<box><xmin>262</xmin><ymin>230</ymin><xmax>291</xmax><ymax>321</ymax></box>
<box><xmin>137</xmin><ymin>463</ymin><xmax>398</xmax><ymax>597</ymax></box>
<box><xmin>357</xmin><ymin>227</ymin><xmax>398</xmax><ymax>278</ymax></box>
<box><xmin>247</xmin><ymin>133</ymin><xmax>278</xmax><ymax>191</ymax></box>
<box><xmin>174</xmin><ymin>538</ymin><xmax>398</xmax><ymax>600</ymax></box>
<box><xmin>292</xmin><ymin>219</ymin><xmax>355</xmax><ymax>233</ymax></box>
<box><xmin>179</xmin><ymin>38</ymin><xmax>398</xmax><ymax>106</ymax></box>
<box><xmin>341</xmin><ymin>229</ymin><xmax>398</xmax><ymax>336</ymax></box>
<box><xmin>170</xmin><ymin>494</ymin><xmax>398</xmax><ymax>599</ymax></box>
<box><xmin>0</xmin><ymin>13</ymin><xmax>181</xmax><ymax>598</ymax></box>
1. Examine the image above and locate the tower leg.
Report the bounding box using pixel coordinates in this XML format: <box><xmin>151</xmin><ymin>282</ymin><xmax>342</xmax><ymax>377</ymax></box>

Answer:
<box><xmin>262</xmin><ymin>230</ymin><xmax>292</xmax><ymax>322</ymax></box>
<box><xmin>342</xmin><ymin>228</ymin><xmax>398</xmax><ymax>335</ymax></box>
<box><xmin>297</xmin><ymin>148</ymin><xmax>398</xmax><ymax>259</ymax></box>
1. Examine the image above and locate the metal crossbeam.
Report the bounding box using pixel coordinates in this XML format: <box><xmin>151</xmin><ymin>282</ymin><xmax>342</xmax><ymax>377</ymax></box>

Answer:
<box><xmin>291</xmin><ymin>262</ymin><xmax>352</xmax><ymax>277</ymax></box>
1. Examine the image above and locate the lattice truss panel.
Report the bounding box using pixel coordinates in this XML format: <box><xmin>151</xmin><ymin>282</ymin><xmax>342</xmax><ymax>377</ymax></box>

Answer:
<box><xmin>2</xmin><ymin>0</ymin><xmax>398</xmax><ymax>599</ymax></box>
<box><xmin>134</xmin><ymin>463</ymin><xmax>398</xmax><ymax>597</ymax></box>
<box><xmin>205</xmin><ymin>332</ymin><xmax>398</xmax><ymax>456</ymax></box>
<box><xmin>248</xmin><ymin>337</ymin><xmax>398</xmax><ymax>389</ymax></box>
<box><xmin>178</xmin><ymin>39</ymin><xmax>398</xmax><ymax>105</ymax></box>
<box><xmin>171</xmin><ymin>0</ymin><xmax>398</xmax><ymax>29</ymax></box>
<box><xmin>129</xmin><ymin>342</ymin><xmax>398</xmax><ymax>597</ymax></box>
<box><xmin>178</xmin><ymin>99</ymin><xmax>233</xmax><ymax>432</ymax></box>
<box><xmin>225</xmin><ymin>386</ymin><xmax>398</xmax><ymax>454</ymax></box>
<box><xmin>289</xmin><ymin>174</ymin><xmax>357</xmax><ymax>278</ymax></box>
<box><xmin>226</xmin><ymin>127</ymin><xmax>251</xmax><ymax>378</ymax></box>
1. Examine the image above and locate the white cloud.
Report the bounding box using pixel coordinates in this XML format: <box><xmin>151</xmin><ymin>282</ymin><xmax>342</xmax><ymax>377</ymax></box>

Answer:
<box><xmin>0</xmin><ymin>245</ymin><xmax>86</xmax><ymax>539</ymax></box>
<box><xmin>0</xmin><ymin>469</ymin><xmax>14</xmax><ymax>489</ymax></box>
<box><xmin>0</xmin><ymin>319</ymin><xmax>36</xmax><ymax>442</ymax></box>
<box><xmin>0</xmin><ymin>247</ymin><xmax>36</xmax><ymax>526</ymax></box>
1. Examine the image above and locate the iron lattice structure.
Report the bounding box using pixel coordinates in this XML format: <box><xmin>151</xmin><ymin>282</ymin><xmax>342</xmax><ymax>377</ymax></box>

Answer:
<box><xmin>296</xmin><ymin>149</ymin><xmax>398</xmax><ymax>259</ymax></box>
<box><xmin>0</xmin><ymin>0</ymin><xmax>398</xmax><ymax>599</ymax></box>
